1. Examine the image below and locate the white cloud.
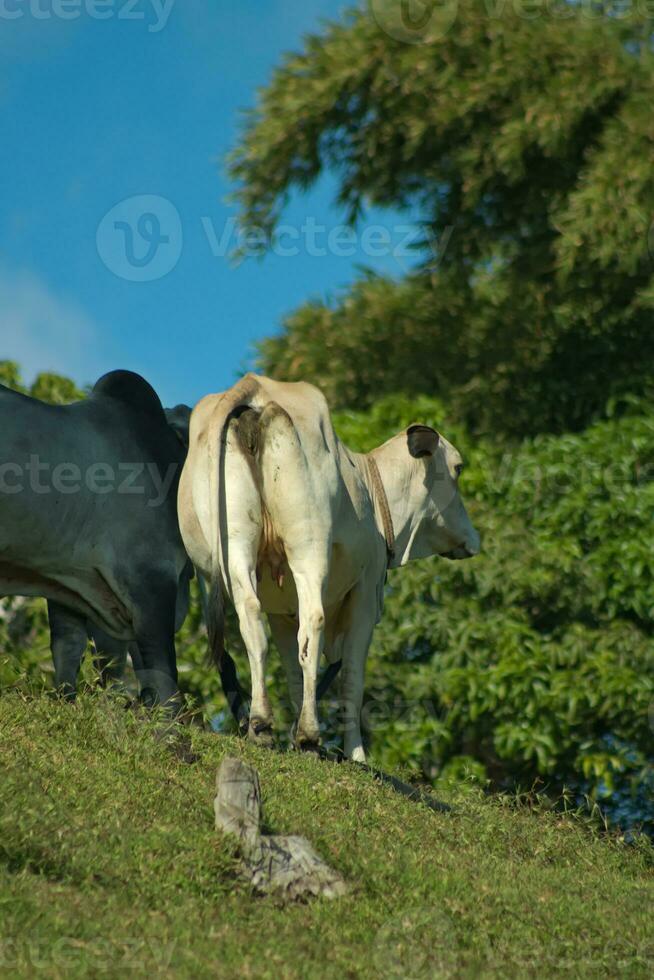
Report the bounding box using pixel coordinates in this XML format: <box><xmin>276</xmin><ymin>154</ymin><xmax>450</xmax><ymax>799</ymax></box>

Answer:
<box><xmin>0</xmin><ymin>267</ymin><xmax>111</xmax><ymax>388</ymax></box>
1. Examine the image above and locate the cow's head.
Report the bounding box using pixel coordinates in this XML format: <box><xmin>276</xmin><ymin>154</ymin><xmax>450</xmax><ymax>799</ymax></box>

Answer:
<box><xmin>165</xmin><ymin>404</ymin><xmax>192</xmax><ymax>449</ymax></box>
<box><xmin>375</xmin><ymin>423</ymin><xmax>480</xmax><ymax>566</ymax></box>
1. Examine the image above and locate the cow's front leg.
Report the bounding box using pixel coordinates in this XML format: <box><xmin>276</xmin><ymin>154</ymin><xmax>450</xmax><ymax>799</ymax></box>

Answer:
<box><xmin>338</xmin><ymin>586</ymin><xmax>377</xmax><ymax>762</ymax></box>
<box><xmin>130</xmin><ymin>569</ymin><xmax>180</xmax><ymax>711</ymax></box>
<box><xmin>48</xmin><ymin>601</ymin><xmax>89</xmax><ymax>699</ymax></box>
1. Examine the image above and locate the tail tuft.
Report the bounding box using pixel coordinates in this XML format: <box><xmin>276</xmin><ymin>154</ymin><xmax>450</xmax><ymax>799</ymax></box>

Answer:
<box><xmin>205</xmin><ymin>575</ymin><xmax>225</xmax><ymax>668</ymax></box>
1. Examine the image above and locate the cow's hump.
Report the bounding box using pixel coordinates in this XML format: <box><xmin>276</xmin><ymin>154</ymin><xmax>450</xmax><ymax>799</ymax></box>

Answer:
<box><xmin>91</xmin><ymin>370</ymin><xmax>165</xmax><ymax>420</ymax></box>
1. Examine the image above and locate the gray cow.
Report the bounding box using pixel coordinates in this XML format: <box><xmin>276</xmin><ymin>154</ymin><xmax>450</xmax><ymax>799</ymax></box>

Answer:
<box><xmin>0</xmin><ymin>370</ymin><xmax>190</xmax><ymax>707</ymax></box>
<box><xmin>45</xmin><ymin>402</ymin><xmax>194</xmax><ymax>696</ymax></box>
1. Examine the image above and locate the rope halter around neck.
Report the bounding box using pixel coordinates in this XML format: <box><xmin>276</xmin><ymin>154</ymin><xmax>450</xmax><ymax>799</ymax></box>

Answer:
<box><xmin>366</xmin><ymin>454</ymin><xmax>395</xmax><ymax>565</ymax></box>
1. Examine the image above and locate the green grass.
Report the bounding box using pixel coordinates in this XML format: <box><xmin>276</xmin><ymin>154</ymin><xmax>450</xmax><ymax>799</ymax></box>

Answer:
<box><xmin>1</xmin><ymin>693</ymin><xmax>652</xmax><ymax>979</ymax></box>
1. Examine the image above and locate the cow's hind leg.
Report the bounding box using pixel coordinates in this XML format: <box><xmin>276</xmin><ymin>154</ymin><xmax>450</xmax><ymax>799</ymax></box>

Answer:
<box><xmin>289</xmin><ymin>561</ymin><xmax>328</xmax><ymax>750</ymax></box>
<box><xmin>258</xmin><ymin>402</ymin><xmax>330</xmax><ymax>751</ymax></box>
<box><xmin>48</xmin><ymin>601</ymin><xmax>89</xmax><ymax>699</ymax></box>
<box><xmin>223</xmin><ymin>416</ymin><xmax>274</xmax><ymax>745</ymax></box>
<box><xmin>231</xmin><ymin>561</ymin><xmax>274</xmax><ymax>745</ymax></box>
<box><xmin>261</xmin><ymin>565</ymin><xmax>328</xmax><ymax>751</ymax></box>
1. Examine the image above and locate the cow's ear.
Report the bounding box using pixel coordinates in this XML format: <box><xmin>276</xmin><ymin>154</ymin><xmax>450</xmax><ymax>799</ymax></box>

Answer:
<box><xmin>407</xmin><ymin>424</ymin><xmax>439</xmax><ymax>458</ymax></box>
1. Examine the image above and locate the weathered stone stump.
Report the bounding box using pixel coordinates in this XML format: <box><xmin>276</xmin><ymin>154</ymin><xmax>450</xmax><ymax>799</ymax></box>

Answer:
<box><xmin>214</xmin><ymin>757</ymin><xmax>347</xmax><ymax>902</ymax></box>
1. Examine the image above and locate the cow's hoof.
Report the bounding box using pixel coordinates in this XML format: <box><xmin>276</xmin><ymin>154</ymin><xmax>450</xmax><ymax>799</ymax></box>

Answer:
<box><xmin>248</xmin><ymin>718</ymin><xmax>275</xmax><ymax>748</ymax></box>
<box><xmin>53</xmin><ymin>685</ymin><xmax>77</xmax><ymax>703</ymax></box>
<box><xmin>295</xmin><ymin>734</ymin><xmax>322</xmax><ymax>755</ymax></box>
<box><xmin>139</xmin><ymin>686</ymin><xmax>158</xmax><ymax>709</ymax></box>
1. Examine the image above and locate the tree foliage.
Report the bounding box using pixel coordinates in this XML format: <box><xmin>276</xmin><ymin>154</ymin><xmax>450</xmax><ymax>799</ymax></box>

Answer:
<box><xmin>230</xmin><ymin>1</ymin><xmax>654</xmax><ymax>435</ymax></box>
<box><xmin>0</xmin><ymin>360</ymin><xmax>85</xmax><ymax>404</ymax></box>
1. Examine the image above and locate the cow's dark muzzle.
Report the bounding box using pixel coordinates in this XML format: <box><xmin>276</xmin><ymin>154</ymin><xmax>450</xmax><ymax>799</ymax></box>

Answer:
<box><xmin>440</xmin><ymin>546</ymin><xmax>475</xmax><ymax>561</ymax></box>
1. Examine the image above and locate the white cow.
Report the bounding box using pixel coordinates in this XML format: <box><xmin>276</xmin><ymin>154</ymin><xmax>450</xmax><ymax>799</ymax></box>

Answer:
<box><xmin>178</xmin><ymin>374</ymin><xmax>480</xmax><ymax>761</ymax></box>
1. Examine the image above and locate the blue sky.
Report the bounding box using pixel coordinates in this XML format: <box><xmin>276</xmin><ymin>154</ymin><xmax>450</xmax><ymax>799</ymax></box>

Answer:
<box><xmin>0</xmin><ymin>0</ymin><xmax>417</xmax><ymax>408</ymax></box>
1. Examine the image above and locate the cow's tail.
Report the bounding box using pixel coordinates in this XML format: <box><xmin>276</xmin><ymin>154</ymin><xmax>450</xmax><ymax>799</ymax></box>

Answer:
<box><xmin>205</xmin><ymin>375</ymin><xmax>261</xmax><ymax>730</ymax></box>
<box><xmin>208</xmin><ymin>374</ymin><xmax>262</xmax><ymax>588</ymax></box>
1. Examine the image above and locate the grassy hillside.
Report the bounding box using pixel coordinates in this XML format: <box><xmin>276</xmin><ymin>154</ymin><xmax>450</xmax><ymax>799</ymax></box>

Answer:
<box><xmin>1</xmin><ymin>693</ymin><xmax>653</xmax><ymax>979</ymax></box>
